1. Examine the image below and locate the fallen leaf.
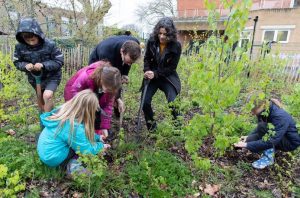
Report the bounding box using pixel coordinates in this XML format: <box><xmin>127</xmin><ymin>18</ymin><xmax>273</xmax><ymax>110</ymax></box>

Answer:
<box><xmin>191</xmin><ymin>180</ymin><xmax>197</xmax><ymax>187</ymax></box>
<box><xmin>160</xmin><ymin>184</ymin><xmax>168</xmax><ymax>189</ymax></box>
<box><xmin>73</xmin><ymin>192</ymin><xmax>83</xmax><ymax>198</ymax></box>
<box><xmin>203</xmin><ymin>184</ymin><xmax>221</xmax><ymax>196</ymax></box>
<box><xmin>6</xmin><ymin>129</ymin><xmax>16</xmax><ymax>136</ymax></box>
<box><xmin>40</xmin><ymin>191</ymin><xmax>50</xmax><ymax>197</ymax></box>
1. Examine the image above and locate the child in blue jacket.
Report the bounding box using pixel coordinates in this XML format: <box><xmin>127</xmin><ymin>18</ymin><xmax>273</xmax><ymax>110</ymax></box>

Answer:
<box><xmin>235</xmin><ymin>98</ymin><xmax>300</xmax><ymax>169</ymax></box>
<box><xmin>37</xmin><ymin>89</ymin><xmax>110</xmax><ymax>173</ymax></box>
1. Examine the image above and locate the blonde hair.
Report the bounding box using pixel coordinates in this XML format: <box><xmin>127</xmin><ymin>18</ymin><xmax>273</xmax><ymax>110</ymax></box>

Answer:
<box><xmin>48</xmin><ymin>89</ymin><xmax>99</xmax><ymax>144</ymax></box>
<box><xmin>91</xmin><ymin>65</ymin><xmax>122</xmax><ymax>95</ymax></box>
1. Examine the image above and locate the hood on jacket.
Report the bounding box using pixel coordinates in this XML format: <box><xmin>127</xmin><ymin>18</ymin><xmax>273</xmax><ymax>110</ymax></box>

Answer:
<box><xmin>40</xmin><ymin>109</ymin><xmax>60</xmax><ymax>129</ymax></box>
<box><xmin>16</xmin><ymin>17</ymin><xmax>45</xmax><ymax>45</ymax></box>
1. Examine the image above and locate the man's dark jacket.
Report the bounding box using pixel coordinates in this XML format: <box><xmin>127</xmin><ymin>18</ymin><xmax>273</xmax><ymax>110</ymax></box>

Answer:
<box><xmin>88</xmin><ymin>35</ymin><xmax>139</xmax><ymax>76</ymax></box>
<box><xmin>13</xmin><ymin>17</ymin><xmax>64</xmax><ymax>85</ymax></box>
<box><xmin>247</xmin><ymin>102</ymin><xmax>300</xmax><ymax>152</ymax></box>
<box><xmin>143</xmin><ymin>38</ymin><xmax>182</xmax><ymax>94</ymax></box>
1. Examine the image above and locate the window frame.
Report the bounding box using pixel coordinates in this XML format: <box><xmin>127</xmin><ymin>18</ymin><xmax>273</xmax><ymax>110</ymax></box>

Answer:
<box><xmin>61</xmin><ymin>16</ymin><xmax>70</xmax><ymax>37</ymax></box>
<box><xmin>239</xmin><ymin>30</ymin><xmax>251</xmax><ymax>48</ymax></box>
<box><xmin>262</xmin><ymin>29</ymin><xmax>290</xmax><ymax>44</ymax></box>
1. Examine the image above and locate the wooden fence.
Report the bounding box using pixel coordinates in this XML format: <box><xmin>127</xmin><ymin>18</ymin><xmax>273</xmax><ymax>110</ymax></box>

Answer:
<box><xmin>1</xmin><ymin>44</ymin><xmax>300</xmax><ymax>83</ymax></box>
<box><xmin>60</xmin><ymin>46</ymin><xmax>93</xmax><ymax>76</ymax></box>
<box><xmin>0</xmin><ymin>44</ymin><xmax>93</xmax><ymax>76</ymax></box>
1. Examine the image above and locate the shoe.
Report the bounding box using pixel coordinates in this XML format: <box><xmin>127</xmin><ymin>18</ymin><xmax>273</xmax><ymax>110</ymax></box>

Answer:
<box><xmin>66</xmin><ymin>159</ymin><xmax>89</xmax><ymax>176</ymax></box>
<box><xmin>252</xmin><ymin>148</ymin><xmax>274</xmax><ymax>169</ymax></box>
<box><xmin>263</xmin><ymin>148</ymin><xmax>274</xmax><ymax>159</ymax></box>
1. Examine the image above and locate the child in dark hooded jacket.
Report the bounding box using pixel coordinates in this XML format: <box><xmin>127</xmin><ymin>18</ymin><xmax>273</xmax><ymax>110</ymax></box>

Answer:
<box><xmin>13</xmin><ymin>17</ymin><xmax>64</xmax><ymax>112</ymax></box>
<box><xmin>234</xmin><ymin>98</ymin><xmax>300</xmax><ymax>169</ymax></box>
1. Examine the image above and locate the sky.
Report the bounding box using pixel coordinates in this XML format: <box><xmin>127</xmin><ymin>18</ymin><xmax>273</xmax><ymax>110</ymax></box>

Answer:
<box><xmin>103</xmin><ymin>0</ymin><xmax>152</xmax><ymax>33</ymax></box>
<box><xmin>42</xmin><ymin>0</ymin><xmax>153</xmax><ymax>34</ymax></box>
<box><xmin>103</xmin><ymin>0</ymin><xmax>177</xmax><ymax>35</ymax></box>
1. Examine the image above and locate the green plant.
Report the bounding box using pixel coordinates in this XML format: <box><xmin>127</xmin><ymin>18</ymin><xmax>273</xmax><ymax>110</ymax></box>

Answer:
<box><xmin>183</xmin><ymin>0</ymin><xmax>253</xmax><ymax>169</ymax></box>
<box><xmin>293</xmin><ymin>185</ymin><xmax>300</xmax><ymax>198</ymax></box>
<box><xmin>282</xmin><ymin>84</ymin><xmax>300</xmax><ymax>119</ymax></box>
<box><xmin>272</xmin><ymin>151</ymin><xmax>298</xmax><ymax>195</ymax></box>
<box><xmin>254</xmin><ymin>190</ymin><xmax>273</xmax><ymax>198</ymax></box>
<box><xmin>125</xmin><ymin>149</ymin><xmax>194</xmax><ymax>197</ymax></box>
<box><xmin>72</xmin><ymin>153</ymin><xmax>108</xmax><ymax>197</ymax></box>
<box><xmin>0</xmin><ymin>134</ymin><xmax>64</xmax><ymax>180</ymax></box>
<box><xmin>0</xmin><ymin>164</ymin><xmax>26</xmax><ymax>197</ymax></box>
<box><xmin>0</xmin><ymin>52</ymin><xmax>37</xmax><ymax>127</ymax></box>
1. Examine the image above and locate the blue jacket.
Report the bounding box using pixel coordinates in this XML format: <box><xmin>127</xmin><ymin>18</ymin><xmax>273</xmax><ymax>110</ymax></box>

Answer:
<box><xmin>88</xmin><ymin>35</ymin><xmax>140</xmax><ymax>76</ymax></box>
<box><xmin>37</xmin><ymin>109</ymin><xmax>104</xmax><ymax>167</ymax></box>
<box><xmin>247</xmin><ymin>103</ymin><xmax>300</xmax><ymax>152</ymax></box>
<box><xmin>14</xmin><ymin>18</ymin><xmax>64</xmax><ymax>85</ymax></box>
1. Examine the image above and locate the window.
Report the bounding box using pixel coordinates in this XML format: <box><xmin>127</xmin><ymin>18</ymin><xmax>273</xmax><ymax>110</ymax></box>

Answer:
<box><xmin>46</xmin><ymin>16</ymin><xmax>56</xmax><ymax>36</ymax></box>
<box><xmin>239</xmin><ymin>31</ymin><xmax>251</xmax><ymax>48</ymax></box>
<box><xmin>61</xmin><ymin>17</ymin><xmax>70</xmax><ymax>37</ymax></box>
<box><xmin>277</xmin><ymin>31</ymin><xmax>288</xmax><ymax>42</ymax></box>
<box><xmin>262</xmin><ymin>30</ymin><xmax>290</xmax><ymax>43</ymax></box>
<box><xmin>264</xmin><ymin>31</ymin><xmax>275</xmax><ymax>42</ymax></box>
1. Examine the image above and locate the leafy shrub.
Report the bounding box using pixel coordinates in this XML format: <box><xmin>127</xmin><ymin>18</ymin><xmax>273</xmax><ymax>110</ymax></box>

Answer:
<box><xmin>282</xmin><ymin>84</ymin><xmax>300</xmax><ymax>119</ymax></box>
<box><xmin>0</xmin><ymin>52</ymin><xmax>37</xmax><ymax>126</ymax></box>
<box><xmin>0</xmin><ymin>164</ymin><xmax>26</xmax><ymax>197</ymax></box>
<box><xmin>0</xmin><ymin>134</ymin><xmax>63</xmax><ymax>180</ymax></box>
<box><xmin>71</xmin><ymin>153</ymin><xmax>108</xmax><ymax>197</ymax></box>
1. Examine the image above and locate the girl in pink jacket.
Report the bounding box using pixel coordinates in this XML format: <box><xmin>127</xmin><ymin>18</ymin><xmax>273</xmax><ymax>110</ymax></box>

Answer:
<box><xmin>64</xmin><ymin>61</ymin><xmax>121</xmax><ymax>138</ymax></box>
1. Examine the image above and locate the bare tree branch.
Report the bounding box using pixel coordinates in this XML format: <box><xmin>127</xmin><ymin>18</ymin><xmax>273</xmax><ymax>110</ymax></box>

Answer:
<box><xmin>136</xmin><ymin>0</ymin><xmax>175</xmax><ymax>26</ymax></box>
<box><xmin>70</xmin><ymin>0</ymin><xmax>111</xmax><ymax>43</ymax></box>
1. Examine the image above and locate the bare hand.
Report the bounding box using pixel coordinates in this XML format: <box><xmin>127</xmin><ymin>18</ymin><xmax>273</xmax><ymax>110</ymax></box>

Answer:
<box><xmin>100</xmin><ymin>129</ymin><xmax>108</xmax><ymax>140</ymax></box>
<box><xmin>33</xmin><ymin>63</ymin><xmax>43</xmax><ymax>71</ymax></box>
<box><xmin>103</xmin><ymin>144</ymin><xmax>111</xmax><ymax>151</ymax></box>
<box><xmin>234</xmin><ymin>141</ymin><xmax>247</xmax><ymax>148</ymax></box>
<box><xmin>25</xmin><ymin>63</ymin><xmax>34</xmax><ymax>71</ymax></box>
<box><xmin>98</xmin><ymin>144</ymin><xmax>111</xmax><ymax>155</ymax></box>
<box><xmin>144</xmin><ymin>71</ymin><xmax>154</xmax><ymax>79</ymax></box>
<box><xmin>121</xmin><ymin>75</ymin><xmax>129</xmax><ymax>84</ymax></box>
<box><xmin>117</xmin><ymin>98</ymin><xmax>125</xmax><ymax>113</ymax></box>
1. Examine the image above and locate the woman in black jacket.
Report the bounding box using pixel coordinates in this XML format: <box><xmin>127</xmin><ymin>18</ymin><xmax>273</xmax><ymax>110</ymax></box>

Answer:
<box><xmin>142</xmin><ymin>17</ymin><xmax>182</xmax><ymax>131</ymax></box>
<box><xmin>234</xmin><ymin>98</ymin><xmax>300</xmax><ymax>169</ymax></box>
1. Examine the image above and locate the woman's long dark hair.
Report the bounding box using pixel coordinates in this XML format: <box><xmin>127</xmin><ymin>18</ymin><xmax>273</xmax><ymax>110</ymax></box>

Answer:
<box><xmin>151</xmin><ymin>17</ymin><xmax>177</xmax><ymax>43</ymax></box>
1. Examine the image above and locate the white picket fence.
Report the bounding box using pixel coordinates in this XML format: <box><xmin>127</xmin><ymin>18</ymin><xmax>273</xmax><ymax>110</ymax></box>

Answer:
<box><xmin>278</xmin><ymin>54</ymin><xmax>300</xmax><ymax>83</ymax></box>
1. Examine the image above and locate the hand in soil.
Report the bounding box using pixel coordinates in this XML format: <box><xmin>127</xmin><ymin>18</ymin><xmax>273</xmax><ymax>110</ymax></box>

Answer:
<box><xmin>234</xmin><ymin>141</ymin><xmax>247</xmax><ymax>148</ymax></box>
<box><xmin>100</xmin><ymin>129</ymin><xmax>108</xmax><ymax>140</ymax></box>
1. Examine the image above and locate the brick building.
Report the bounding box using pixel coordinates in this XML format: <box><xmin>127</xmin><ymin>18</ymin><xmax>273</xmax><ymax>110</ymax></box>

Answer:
<box><xmin>174</xmin><ymin>0</ymin><xmax>300</xmax><ymax>55</ymax></box>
